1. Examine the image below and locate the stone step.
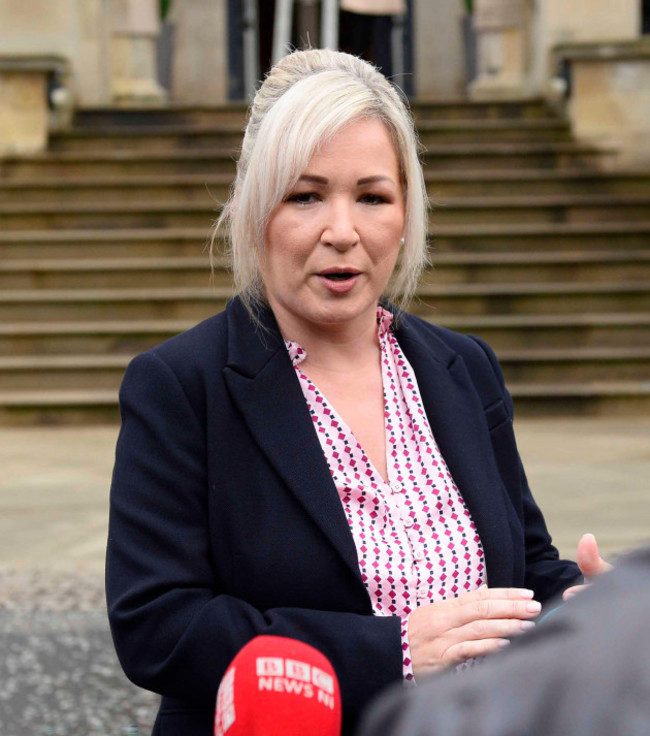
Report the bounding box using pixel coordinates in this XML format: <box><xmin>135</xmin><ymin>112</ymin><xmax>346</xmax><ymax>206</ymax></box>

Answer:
<box><xmin>412</xmin><ymin>98</ymin><xmax>558</xmax><ymax>121</ymax></box>
<box><xmin>0</xmin><ymin>228</ymin><xmax>209</xmax><ymax>259</ymax></box>
<box><xmin>431</xmin><ymin>221</ymin><xmax>650</xmax><ymax>253</ymax></box>
<box><xmin>73</xmin><ymin>105</ymin><xmax>248</xmax><ymax>128</ymax></box>
<box><xmin>1</xmin><ymin>282</ymin><xmax>649</xmax><ymax>322</ymax></box>
<box><xmin>0</xmin><ymin>174</ymin><xmax>233</xmax><ymax>205</ymax></box>
<box><xmin>0</xmin><ymin>287</ymin><xmax>228</xmax><ymax>322</ymax></box>
<box><xmin>3</xmin><ymin>170</ymin><xmax>647</xmax><ymax>206</ymax></box>
<box><xmin>418</xmin><ymin>118</ymin><xmax>572</xmax><ymax>144</ymax></box>
<box><xmin>425</xmin><ymin>250</ymin><xmax>650</xmax><ymax>284</ymax></box>
<box><xmin>412</xmin><ymin>281</ymin><xmax>650</xmax><ymax>317</ymax></box>
<box><xmin>4</xmin><ymin>347</ymin><xmax>650</xmax><ymax>391</ymax></box>
<box><xmin>1</xmin><ymin>193</ymin><xmax>647</xmax><ymax>230</ymax></box>
<box><xmin>3</xmin><ymin>379</ymin><xmax>649</xmax><ymax>425</ymax></box>
<box><xmin>50</xmin><ymin>125</ymin><xmax>246</xmax><ymax>153</ymax></box>
<box><xmin>0</xmin><ymin>142</ymin><xmax>611</xmax><ymax>178</ymax></box>
<box><xmin>49</xmin><ymin>118</ymin><xmax>571</xmax><ymax>153</ymax></box>
<box><xmin>0</xmin><ymin>202</ymin><xmax>220</xmax><ymax>231</ymax></box>
<box><xmin>2</xmin><ymin>251</ymin><xmax>650</xmax><ymax>290</ymax></box>
<box><xmin>0</xmin><ymin>319</ymin><xmax>195</xmax><ymax>356</ymax></box>
<box><xmin>425</xmin><ymin>170</ymin><xmax>650</xmax><ymax>198</ymax></box>
<box><xmin>499</xmin><ymin>347</ymin><xmax>650</xmax><ymax>383</ymax></box>
<box><xmin>2</xmin><ymin>222</ymin><xmax>649</xmax><ymax>260</ymax></box>
<box><xmin>0</xmin><ymin>390</ymin><xmax>120</xmax><ymax>425</ymax></box>
<box><xmin>439</xmin><ymin>312</ymin><xmax>650</xmax><ymax>350</ymax></box>
<box><xmin>0</xmin><ymin>355</ymin><xmax>130</xmax><ymax>390</ymax></box>
<box><xmin>507</xmin><ymin>381</ymin><xmax>650</xmax><ymax>417</ymax></box>
<box><xmin>0</xmin><ymin>257</ymin><xmax>218</xmax><ymax>289</ymax></box>
<box><xmin>71</xmin><ymin>99</ymin><xmax>553</xmax><ymax>130</ymax></box>
<box><xmin>1</xmin><ymin>312</ymin><xmax>648</xmax><ymax>357</ymax></box>
<box><xmin>429</xmin><ymin>195</ymin><xmax>650</xmax><ymax>226</ymax></box>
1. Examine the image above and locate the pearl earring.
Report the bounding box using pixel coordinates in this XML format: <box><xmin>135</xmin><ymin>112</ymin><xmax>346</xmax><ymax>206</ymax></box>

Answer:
<box><xmin>400</xmin><ymin>237</ymin><xmax>405</xmax><ymax>246</ymax></box>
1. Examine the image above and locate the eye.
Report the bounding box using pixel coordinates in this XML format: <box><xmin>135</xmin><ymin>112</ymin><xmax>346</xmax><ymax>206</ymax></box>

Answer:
<box><xmin>286</xmin><ymin>192</ymin><xmax>319</xmax><ymax>205</ymax></box>
<box><xmin>360</xmin><ymin>193</ymin><xmax>388</xmax><ymax>205</ymax></box>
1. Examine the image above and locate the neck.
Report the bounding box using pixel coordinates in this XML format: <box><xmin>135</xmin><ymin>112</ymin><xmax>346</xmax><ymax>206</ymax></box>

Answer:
<box><xmin>270</xmin><ymin>301</ymin><xmax>381</xmax><ymax>373</ymax></box>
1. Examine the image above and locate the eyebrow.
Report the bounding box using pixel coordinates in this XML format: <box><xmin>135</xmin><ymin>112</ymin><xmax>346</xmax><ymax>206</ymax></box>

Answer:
<box><xmin>298</xmin><ymin>174</ymin><xmax>396</xmax><ymax>186</ymax></box>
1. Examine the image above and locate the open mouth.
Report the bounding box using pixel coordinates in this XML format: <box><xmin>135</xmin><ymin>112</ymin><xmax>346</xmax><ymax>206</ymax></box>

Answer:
<box><xmin>322</xmin><ymin>272</ymin><xmax>357</xmax><ymax>281</ymax></box>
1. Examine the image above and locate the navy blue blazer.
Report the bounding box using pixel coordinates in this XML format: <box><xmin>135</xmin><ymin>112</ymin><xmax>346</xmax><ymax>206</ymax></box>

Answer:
<box><xmin>106</xmin><ymin>296</ymin><xmax>580</xmax><ymax>736</ymax></box>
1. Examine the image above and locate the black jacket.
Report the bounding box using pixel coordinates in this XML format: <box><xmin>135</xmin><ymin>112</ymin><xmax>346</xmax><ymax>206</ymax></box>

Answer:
<box><xmin>106</xmin><ymin>297</ymin><xmax>580</xmax><ymax>735</ymax></box>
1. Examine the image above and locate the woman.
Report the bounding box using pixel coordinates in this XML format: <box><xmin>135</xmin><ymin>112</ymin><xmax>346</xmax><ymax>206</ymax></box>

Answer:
<box><xmin>106</xmin><ymin>49</ymin><xmax>607</xmax><ymax>736</ymax></box>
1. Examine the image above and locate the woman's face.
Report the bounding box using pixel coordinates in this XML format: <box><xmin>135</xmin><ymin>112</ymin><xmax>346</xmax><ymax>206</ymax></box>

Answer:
<box><xmin>263</xmin><ymin>117</ymin><xmax>405</xmax><ymax>339</ymax></box>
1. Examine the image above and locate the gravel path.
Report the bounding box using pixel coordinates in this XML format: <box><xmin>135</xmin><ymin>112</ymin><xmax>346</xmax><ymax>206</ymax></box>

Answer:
<box><xmin>0</xmin><ymin>569</ymin><xmax>158</xmax><ymax>736</ymax></box>
<box><xmin>0</xmin><ymin>569</ymin><xmax>106</xmax><ymax>613</ymax></box>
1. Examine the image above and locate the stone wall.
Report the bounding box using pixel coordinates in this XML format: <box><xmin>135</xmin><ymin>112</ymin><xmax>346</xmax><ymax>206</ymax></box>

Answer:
<box><xmin>531</xmin><ymin>0</ymin><xmax>641</xmax><ymax>93</ymax></box>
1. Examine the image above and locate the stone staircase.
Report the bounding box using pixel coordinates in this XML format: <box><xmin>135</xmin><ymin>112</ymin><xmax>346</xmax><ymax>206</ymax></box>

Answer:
<box><xmin>1</xmin><ymin>99</ymin><xmax>649</xmax><ymax>424</ymax></box>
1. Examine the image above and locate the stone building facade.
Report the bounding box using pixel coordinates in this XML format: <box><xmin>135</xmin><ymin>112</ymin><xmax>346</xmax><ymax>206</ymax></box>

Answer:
<box><xmin>0</xmin><ymin>0</ymin><xmax>648</xmax><ymax>159</ymax></box>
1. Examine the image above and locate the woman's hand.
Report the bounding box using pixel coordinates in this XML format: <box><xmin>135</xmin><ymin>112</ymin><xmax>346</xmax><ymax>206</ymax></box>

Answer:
<box><xmin>562</xmin><ymin>533</ymin><xmax>612</xmax><ymax>600</ymax></box>
<box><xmin>408</xmin><ymin>586</ymin><xmax>541</xmax><ymax>678</ymax></box>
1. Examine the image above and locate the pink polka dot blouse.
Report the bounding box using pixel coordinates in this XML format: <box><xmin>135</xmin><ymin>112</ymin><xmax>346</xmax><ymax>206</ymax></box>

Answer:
<box><xmin>284</xmin><ymin>306</ymin><xmax>486</xmax><ymax>681</ymax></box>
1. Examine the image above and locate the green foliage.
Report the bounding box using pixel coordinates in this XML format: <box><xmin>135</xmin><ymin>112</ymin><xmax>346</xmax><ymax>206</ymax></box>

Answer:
<box><xmin>465</xmin><ymin>0</ymin><xmax>473</xmax><ymax>13</ymax></box>
<box><xmin>160</xmin><ymin>0</ymin><xmax>172</xmax><ymax>20</ymax></box>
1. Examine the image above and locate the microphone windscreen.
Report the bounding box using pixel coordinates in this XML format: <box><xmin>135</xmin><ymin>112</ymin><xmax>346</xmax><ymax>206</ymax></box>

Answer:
<box><xmin>215</xmin><ymin>635</ymin><xmax>342</xmax><ymax>736</ymax></box>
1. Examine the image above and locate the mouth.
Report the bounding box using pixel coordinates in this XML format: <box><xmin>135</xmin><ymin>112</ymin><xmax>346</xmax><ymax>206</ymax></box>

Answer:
<box><xmin>318</xmin><ymin>269</ymin><xmax>361</xmax><ymax>282</ymax></box>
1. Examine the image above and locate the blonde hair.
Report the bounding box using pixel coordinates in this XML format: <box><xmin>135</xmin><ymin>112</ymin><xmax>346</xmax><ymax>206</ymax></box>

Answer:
<box><xmin>211</xmin><ymin>48</ymin><xmax>429</xmax><ymax>317</ymax></box>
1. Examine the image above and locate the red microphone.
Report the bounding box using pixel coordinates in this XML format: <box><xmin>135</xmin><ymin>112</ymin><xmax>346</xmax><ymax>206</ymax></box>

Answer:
<box><xmin>214</xmin><ymin>635</ymin><xmax>342</xmax><ymax>736</ymax></box>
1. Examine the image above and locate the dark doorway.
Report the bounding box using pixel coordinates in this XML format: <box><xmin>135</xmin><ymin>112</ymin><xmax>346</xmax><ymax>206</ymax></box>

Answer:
<box><xmin>226</xmin><ymin>0</ymin><xmax>414</xmax><ymax>100</ymax></box>
<box><xmin>257</xmin><ymin>0</ymin><xmax>276</xmax><ymax>79</ymax></box>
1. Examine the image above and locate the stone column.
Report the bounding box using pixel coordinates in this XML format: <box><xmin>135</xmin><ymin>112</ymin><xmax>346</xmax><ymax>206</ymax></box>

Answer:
<box><xmin>109</xmin><ymin>0</ymin><xmax>166</xmax><ymax>106</ymax></box>
<box><xmin>413</xmin><ymin>0</ymin><xmax>466</xmax><ymax>98</ymax></box>
<box><xmin>76</xmin><ymin>0</ymin><xmax>112</xmax><ymax>106</ymax></box>
<box><xmin>169</xmin><ymin>0</ymin><xmax>228</xmax><ymax>105</ymax></box>
<box><xmin>470</xmin><ymin>0</ymin><xmax>531</xmax><ymax>99</ymax></box>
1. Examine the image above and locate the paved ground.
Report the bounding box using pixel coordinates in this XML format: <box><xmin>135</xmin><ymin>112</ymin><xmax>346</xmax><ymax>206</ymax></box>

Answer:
<box><xmin>1</xmin><ymin>418</ymin><xmax>648</xmax><ymax>735</ymax></box>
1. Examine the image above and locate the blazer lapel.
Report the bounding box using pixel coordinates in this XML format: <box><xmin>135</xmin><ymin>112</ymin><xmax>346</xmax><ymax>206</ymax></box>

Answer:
<box><xmin>395</xmin><ymin>317</ymin><xmax>515</xmax><ymax>588</ymax></box>
<box><xmin>222</xmin><ymin>299</ymin><xmax>364</xmax><ymax>586</ymax></box>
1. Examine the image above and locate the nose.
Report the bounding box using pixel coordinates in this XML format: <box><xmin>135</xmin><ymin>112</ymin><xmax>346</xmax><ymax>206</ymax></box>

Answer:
<box><xmin>320</xmin><ymin>200</ymin><xmax>359</xmax><ymax>251</ymax></box>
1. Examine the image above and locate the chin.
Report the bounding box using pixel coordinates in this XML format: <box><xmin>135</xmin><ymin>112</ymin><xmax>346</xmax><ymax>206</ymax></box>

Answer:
<box><xmin>310</xmin><ymin>300</ymin><xmax>374</xmax><ymax>326</ymax></box>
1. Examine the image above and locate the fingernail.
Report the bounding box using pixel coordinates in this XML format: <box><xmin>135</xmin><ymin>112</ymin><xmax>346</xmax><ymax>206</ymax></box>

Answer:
<box><xmin>498</xmin><ymin>639</ymin><xmax>511</xmax><ymax>648</ymax></box>
<box><xmin>521</xmin><ymin>621</ymin><xmax>536</xmax><ymax>631</ymax></box>
<box><xmin>520</xmin><ymin>589</ymin><xmax>535</xmax><ymax>599</ymax></box>
<box><xmin>526</xmin><ymin>601</ymin><xmax>542</xmax><ymax>614</ymax></box>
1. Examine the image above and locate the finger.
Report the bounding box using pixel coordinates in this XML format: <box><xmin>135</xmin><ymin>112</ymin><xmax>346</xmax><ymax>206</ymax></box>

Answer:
<box><xmin>443</xmin><ymin>637</ymin><xmax>511</xmax><ymax>666</ymax></box>
<box><xmin>454</xmin><ymin>597</ymin><xmax>542</xmax><ymax>628</ymax></box>
<box><xmin>450</xmin><ymin>617</ymin><xmax>535</xmax><ymax>644</ymax></box>
<box><xmin>576</xmin><ymin>533</ymin><xmax>612</xmax><ymax>579</ymax></box>
<box><xmin>563</xmin><ymin>583</ymin><xmax>590</xmax><ymax>600</ymax></box>
<box><xmin>454</xmin><ymin>586</ymin><xmax>536</xmax><ymax>604</ymax></box>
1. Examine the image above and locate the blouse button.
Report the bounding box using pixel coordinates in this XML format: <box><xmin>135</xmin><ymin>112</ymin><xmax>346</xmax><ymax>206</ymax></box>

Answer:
<box><xmin>413</xmin><ymin>545</ymin><xmax>425</xmax><ymax>561</ymax></box>
<box><xmin>416</xmin><ymin>587</ymin><xmax>428</xmax><ymax>601</ymax></box>
<box><xmin>390</xmin><ymin>481</ymin><xmax>402</xmax><ymax>494</ymax></box>
<box><xmin>403</xmin><ymin>514</ymin><xmax>414</xmax><ymax>528</ymax></box>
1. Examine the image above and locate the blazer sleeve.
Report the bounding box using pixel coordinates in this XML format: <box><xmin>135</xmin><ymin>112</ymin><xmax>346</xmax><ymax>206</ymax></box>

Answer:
<box><xmin>467</xmin><ymin>335</ymin><xmax>582</xmax><ymax>602</ymax></box>
<box><xmin>105</xmin><ymin>350</ymin><xmax>402</xmax><ymax>728</ymax></box>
